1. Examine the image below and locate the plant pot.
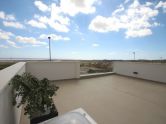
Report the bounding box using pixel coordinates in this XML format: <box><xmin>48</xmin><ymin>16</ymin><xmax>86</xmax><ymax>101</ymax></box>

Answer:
<box><xmin>30</xmin><ymin>104</ymin><xmax>58</xmax><ymax>124</ymax></box>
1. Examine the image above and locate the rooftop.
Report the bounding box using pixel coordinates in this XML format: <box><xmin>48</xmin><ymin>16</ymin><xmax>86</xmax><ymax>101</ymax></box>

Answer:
<box><xmin>1</xmin><ymin>61</ymin><xmax>166</xmax><ymax>124</ymax></box>
<box><xmin>19</xmin><ymin>74</ymin><xmax>166</xmax><ymax>124</ymax></box>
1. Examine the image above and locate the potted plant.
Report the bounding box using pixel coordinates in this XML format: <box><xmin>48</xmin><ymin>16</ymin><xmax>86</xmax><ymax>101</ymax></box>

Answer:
<box><xmin>9</xmin><ymin>72</ymin><xmax>59</xmax><ymax>124</ymax></box>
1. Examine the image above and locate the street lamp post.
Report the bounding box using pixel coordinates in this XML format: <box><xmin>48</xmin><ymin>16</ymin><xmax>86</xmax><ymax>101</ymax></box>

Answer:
<box><xmin>48</xmin><ymin>36</ymin><xmax>51</xmax><ymax>61</ymax></box>
<box><xmin>133</xmin><ymin>52</ymin><xmax>135</xmax><ymax>60</ymax></box>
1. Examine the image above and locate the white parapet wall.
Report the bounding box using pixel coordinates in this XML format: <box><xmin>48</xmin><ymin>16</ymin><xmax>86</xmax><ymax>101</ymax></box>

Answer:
<box><xmin>0</xmin><ymin>61</ymin><xmax>80</xmax><ymax>124</ymax></box>
<box><xmin>26</xmin><ymin>61</ymin><xmax>80</xmax><ymax>80</ymax></box>
<box><xmin>113</xmin><ymin>61</ymin><xmax>166</xmax><ymax>83</ymax></box>
<box><xmin>0</xmin><ymin>62</ymin><xmax>26</xmax><ymax>124</ymax></box>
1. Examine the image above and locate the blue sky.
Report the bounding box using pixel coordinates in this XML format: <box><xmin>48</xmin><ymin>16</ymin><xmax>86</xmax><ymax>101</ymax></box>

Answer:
<box><xmin>0</xmin><ymin>0</ymin><xmax>166</xmax><ymax>60</ymax></box>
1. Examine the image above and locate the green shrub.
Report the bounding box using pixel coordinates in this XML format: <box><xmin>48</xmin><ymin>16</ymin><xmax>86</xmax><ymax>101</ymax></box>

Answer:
<box><xmin>9</xmin><ymin>73</ymin><xmax>59</xmax><ymax>117</ymax></box>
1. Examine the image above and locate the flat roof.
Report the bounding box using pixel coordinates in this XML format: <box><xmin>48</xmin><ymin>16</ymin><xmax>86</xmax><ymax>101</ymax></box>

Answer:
<box><xmin>54</xmin><ymin>75</ymin><xmax>166</xmax><ymax>124</ymax></box>
<box><xmin>20</xmin><ymin>75</ymin><xmax>166</xmax><ymax>124</ymax></box>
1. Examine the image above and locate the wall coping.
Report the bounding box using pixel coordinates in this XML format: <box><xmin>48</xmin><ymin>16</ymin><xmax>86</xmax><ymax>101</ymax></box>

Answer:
<box><xmin>0</xmin><ymin>62</ymin><xmax>26</xmax><ymax>93</ymax></box>
<box><xmin>113</xmin><ymin>61</ymin><xmax>166</xmax><ymax>65</ymax></box>
<box><xmin>26</xmin><ymin>61</ymin><xmax>80</xmax><ymax>63</ymax></box>
<box><xmin>80</xmin><ymin>72</ymin><xmax>114</xmax><ymax>79</ymax></box>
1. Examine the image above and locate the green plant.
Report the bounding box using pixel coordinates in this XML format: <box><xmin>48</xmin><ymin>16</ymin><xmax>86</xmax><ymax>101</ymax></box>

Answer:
<box><xmin>9</xmin><ymin>73</ymin><xmax>59</xmax><ymax>117</ymax></box>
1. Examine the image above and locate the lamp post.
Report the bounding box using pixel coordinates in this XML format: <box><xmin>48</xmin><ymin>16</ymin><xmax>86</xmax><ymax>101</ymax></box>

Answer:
<box><xmin>48</xmin><ymin>36</ymin><xmax>51</xmax><ymax>61</ymax></box>
<box><xmin>133</xmin><ymin>52</ymin><xmax>135</xmax><ymax>60</ymax></box>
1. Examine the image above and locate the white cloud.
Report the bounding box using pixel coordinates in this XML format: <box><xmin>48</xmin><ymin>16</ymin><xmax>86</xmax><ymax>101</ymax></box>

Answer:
<box><xmin>112</xmin><ymin>5</ymin><xmax>124</xmax><ymax>16</ymax></box>
<box><xmin>32</xmin><ymin>44</ymin><xmax>43</xmax><ymax>47</ymax></box>
<box><xmin>27</xmin><ymin>19</ymin><xmax>47</xmax><ymax>28</ymax></box>
<box><xmin>48</xmin><ymin>21</ymin><xmax>69</xmax><ymax>32</ymax></box>
<box><xmin>28</xmin><ymin>3</ymin><xmax>70</xmax><ymax>32</ymax></box>
<box><xmin>0</xmin><ymin>29</ymin><xmax>14</xmax><ymax>40</ymax></box>
<box><xmin>50</xmin><ymin>3</ymin><xmax>70</xmax><ymax>25</ymax></box>
<box><xmin>34</xmin><ymin>0</ymin><xmax>50</xmax><ymax>12</ymax></box>
<box><xmin>5</xmin><ymin>14</ymin><xmax>16</xmax><ymax>21</ymax></box>
<box><xmin>0</xmin><ymin>11</ymin><xmax>24</xmax><ymax>29</ymax></box>
<box><xmin>39</xmin><ymin>34</ymin><xmax>70</xmax><ymax>41</ymax></box>
<box><xmin>89</xmin><ymin>0</ymin><xmax>160</xmax><ymax>38</ymax></box>
<box><xmin>7</xmin><ymin>40</ymin><xmax>20</xmax><ymax>48</ymax></box>
<box><xmin>156</xmin><ymin>1</ymin><xmax>166</xmax><ymax>9</ymax></box>
<box><xmin>92</xmin><ymin>43</ymin><xmax>99</xmax><ymax>47</ymax></box>
<box><xmin>155</xmin><ymin>1</ymin><xmax>166</xmax><ymax>13</ymax></box>
<box><xmin>153</xmin><ymin>22</ymin><xmax>160</xmax><ymax>26</ymax></box>
<box><xmin>124</xmin><ymin>0</ymin><xmax>130</xmax><ymax>4</ymax></box>
<box><xmin>16</xmin><ymin>36</ymin><xmax>46</xmax><ymax>45</ymax></box>
<box><xmin>3</xmin><ymin>21</ymin><xmax>24</xmax><ymax>29</ymax></box>
<box><xmin>125</xmin><ymin>28</ymin><xmax>152</xmax><ymax>38</ymax></box>
<box><xmin>34</xmin><ymin>15</ymin><xmax>48</xmax><ymax>23</ymax></box>
<box><xmin>7</xmin><ymin>40</ymin><xmax>15</xmax><ymax>46</ymax></box>
<box><xmin>145</xmin><ymin>2</ymin><xmax>153</xmax><ymax>7</ymax></box>
<box><xmin>0</xmin><ymin>11</ymin><xmax>15</xmax><ymax>20</ymax></box>
<box><xmin>0</xmin><ymin>44</ymin><xmax>8</xmax><ymax>48</ymax></box>
<box><xmin>89</xmin><ymin>16</ymin><xmax>122</xmax><ymax>32</ymax></box>
<box><xmin>30</xmin><ymin>0</ymin><xmax>100</xmax><ymax>32</ymax></box>
<box><xmin>60</xmin><ymin>0</ymin><xmax>99</xmax><ymax>16</ymax></box>
<box><xmin>0</xmin><ymin>11</ymin><xmax>5</xmax><ymax>20</ymax></box>
<box><xmin>34</xmin><ymin>0</ymin><xmax>100</xmax><ymax>16</ymax></box>
<box><xmin>29</xmin><ymin>14</ymin><xmax>69</xmax><ymax>32</ymax></box>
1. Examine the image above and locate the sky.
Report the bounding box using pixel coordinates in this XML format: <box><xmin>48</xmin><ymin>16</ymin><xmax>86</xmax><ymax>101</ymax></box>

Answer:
<box><xmin>0</xmin><ymin>0</ymin><xmax>166</xmax><ymax>60</ymax></box>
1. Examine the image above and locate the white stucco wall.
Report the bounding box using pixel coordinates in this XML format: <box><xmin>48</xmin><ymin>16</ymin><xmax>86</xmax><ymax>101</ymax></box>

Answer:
<box><xmin>113</xmin><ymin>61</ymin><xmax>166</xmax><ymax>83</ymax></box>
<box><xmin>0</xmin><ymin>62</ymin><xmax>26</xmax><ymax>124</ymax></box>
<box><xmin>26</xmin><ymin>61</ymin><xmax>80</xmax><ymax>80</ymax></box>
<box><xmin>0</xmin><ymin>61</ymin><xmax>80</xmax><ymax>124</ymax></box>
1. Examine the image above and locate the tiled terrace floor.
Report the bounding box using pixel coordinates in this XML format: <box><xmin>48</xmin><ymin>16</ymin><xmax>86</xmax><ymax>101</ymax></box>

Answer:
<box><xmin>53</xmin><ymin>75</ymin><xmax>166</xmax><ymax>124</ymax></box>
<box><xmin>20</xmin><ymin>75</ymin><xmax>166</xmax><ymax>124</ymax></box>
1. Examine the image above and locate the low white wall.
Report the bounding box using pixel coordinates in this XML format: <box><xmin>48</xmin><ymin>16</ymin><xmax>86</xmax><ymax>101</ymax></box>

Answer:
<box><xmin>26</xmin><ymin>61</ymin><xmax>80</xmax><ymax>80</ymax></box>
<box><xmin>0</xmin><ymin>61</ymin><xmax>80</xmax><ymax>124</ymax></box>
<box><xmin>0</xmin><ymin>62</ymin><xmax>26</xmax><ymax>124</ymax></box>
<box><xmin>113</xmin><ymin>61</ymin><xmax>166</xmax><ymax>83</ymax></box>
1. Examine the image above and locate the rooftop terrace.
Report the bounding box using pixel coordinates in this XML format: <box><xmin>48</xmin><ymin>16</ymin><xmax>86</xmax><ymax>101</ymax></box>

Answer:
<box><xmin>53</xmin><ymin>75</ymin><xmax>166</xmax><ymax>124</ymax></box>
<box><xmin>20</xmin><ymin>74</ymin><xmax>166</xmax><ymax>124</ymax></box>
<box><xmin>1</xmin><ymin>61</ymin><xmax>166</xmax><ymax>124</ymax></box>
